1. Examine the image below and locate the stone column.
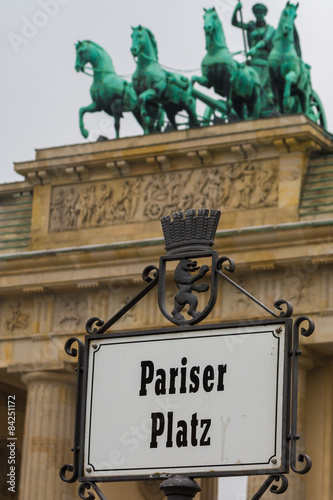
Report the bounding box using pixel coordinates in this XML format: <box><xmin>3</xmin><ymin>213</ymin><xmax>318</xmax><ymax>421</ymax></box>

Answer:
<box><xmin>19</xmin><ymin>370</ymin><xmax>77</xmax><ymax>500</ymax></box>
<box><xmin>200</xmin><ymin>478</ymin><xmax>217</xmax><ymax>500</ymax></box>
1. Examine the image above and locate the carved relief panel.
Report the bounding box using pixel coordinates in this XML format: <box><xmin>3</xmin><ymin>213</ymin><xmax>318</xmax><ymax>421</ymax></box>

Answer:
<box><xmin>53</xmin><ymin>293</ymin><xmax>89</xmax><ymax>332</ymax></box>
<box><xmin>49</xmin><ymin>161</ymin><xmax>278</xmax><ymax>232</ymax></box>
<box><xmin>1</xmin><ymin>299</ymin><xmax>33</xmax><ymax>336</ymax></box>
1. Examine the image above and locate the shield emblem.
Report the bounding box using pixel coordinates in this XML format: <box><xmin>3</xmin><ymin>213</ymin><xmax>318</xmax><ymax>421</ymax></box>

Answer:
<box><xmin>158</xmin><ymin>209</ymin><xmax>220</xmax><ymax>326</ymax></box>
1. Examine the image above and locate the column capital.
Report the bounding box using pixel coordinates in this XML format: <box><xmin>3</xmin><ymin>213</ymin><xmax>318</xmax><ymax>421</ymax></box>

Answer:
<box><xmin>299</xmin><ymin>346</ymin><xmax>326</xmax><ymax>372</ymax></box>
<box><xmin>21</xmin><ymin>369</ymin><xmax>76</xmax><ymax>387</ymax></box>
<box><xmin>8</xmin><ymin>360</ymin><xmax>75</xmax><ymax>376</ymax></box>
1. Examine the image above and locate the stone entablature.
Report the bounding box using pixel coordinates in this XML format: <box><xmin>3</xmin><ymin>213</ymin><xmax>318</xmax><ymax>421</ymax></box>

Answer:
<box><xmin>12</xmin><ymin>115</ymin><xmax>333</xmax><ymax>252</ymax></box>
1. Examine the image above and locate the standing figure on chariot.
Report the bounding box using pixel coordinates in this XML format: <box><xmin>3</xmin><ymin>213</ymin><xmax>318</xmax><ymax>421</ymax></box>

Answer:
<box><xmin>232</xmin><ymin>2</ymin><xmax>275</xmax><ymax>105</ymax></box>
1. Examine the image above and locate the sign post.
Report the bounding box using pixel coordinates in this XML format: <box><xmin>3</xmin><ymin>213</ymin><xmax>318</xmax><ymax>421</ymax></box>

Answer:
<box><xmin>60</xmin><ymin>209</ymin><xmax>314</xmax><ymax>500</ymax></box>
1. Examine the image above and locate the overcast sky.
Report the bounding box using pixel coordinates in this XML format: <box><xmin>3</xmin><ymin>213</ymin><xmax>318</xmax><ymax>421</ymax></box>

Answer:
<box><xmin>1</xmin><ymin>0</ymin><xmax>333</xmax><ymax>185</ymax></box>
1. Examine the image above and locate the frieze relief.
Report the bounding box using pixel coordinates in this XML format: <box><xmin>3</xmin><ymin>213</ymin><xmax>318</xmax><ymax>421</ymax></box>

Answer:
<box><xmin>54</xmin><ymin>294</ymin><xmax>88</xmax><ymax>332</ymax></box>
<box><xmin>6</xmin><ymin>300</ymin><xmax>31</xmax><ymax>333</ymax></box>
<box><xmin>1</xmin><ymin>299</ymin><xmax>33</xmax><ymax>336</ymax></box>
<box><xmin>49</xmin><ymin>161</ymin><xmax>278</xmax><ymax>232</ymax></box>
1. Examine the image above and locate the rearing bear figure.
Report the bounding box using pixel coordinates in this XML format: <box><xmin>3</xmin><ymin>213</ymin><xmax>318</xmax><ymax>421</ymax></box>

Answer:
<box><xmin>172</xmin><ymin>258</ymin><xmax>209</xmax><ymax>321</ymax></box>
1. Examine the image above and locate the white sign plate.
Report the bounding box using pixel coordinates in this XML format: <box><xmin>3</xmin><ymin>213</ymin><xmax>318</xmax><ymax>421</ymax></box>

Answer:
<box><xmin>82</xmin><ymin>321</ymin><xmax>289</xmax><ymax>480</ymax></box>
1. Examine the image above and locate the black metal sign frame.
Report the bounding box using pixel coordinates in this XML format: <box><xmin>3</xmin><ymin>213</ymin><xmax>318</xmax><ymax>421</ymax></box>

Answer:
<box><xmin>59</xmin><ymin>209</ymin><xmax>315</xmax><ymax>500</ymax></box>
<box><xmin>80</xmin><ymin>318</ymin><xmax>291</xmax><ymax>482</ymax></box>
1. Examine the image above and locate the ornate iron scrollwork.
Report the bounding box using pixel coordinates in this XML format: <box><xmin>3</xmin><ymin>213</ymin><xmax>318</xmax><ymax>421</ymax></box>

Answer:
<box><xmin>216</xmin><ymin>255</ymin><xmax>293</xmax><ymax>318</ymax></box>
<box><xmin>59</xmin><ymin>337</ymin><xmax>84</xmax><ymax>483</ymax></box>
<box><xmin>289</xmin><ymin>316</ymin><xmax>315</xmax><ymax>474</ymax></box>
<box><xmin>78</xmin><ymin>482</ymin><xmax>108</xmax><ymax>500</ymax></box>
<box><xmin>251</xmin><ymin>474</ymin><xmax>288</xmax><ymax>499</ymax></box>
<box><xmin>86</xmin><ymin>264</ymin><xmax>159</xmax><ymax>334</ymax></box>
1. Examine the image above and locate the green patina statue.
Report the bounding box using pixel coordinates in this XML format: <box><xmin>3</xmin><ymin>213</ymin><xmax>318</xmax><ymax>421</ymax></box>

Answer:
<box><xmin>74</xmin><ymin>1</ymin><xmax>326</xmax><ymax>138</ymax></box>
<box><xmin>131</xmin><ymin>26</ymin><xmax>198</xmax><ymax>134</ymax></box>
<box><xmin>188</xmin><ymin>7</ymin><xmax>262</xmax><ymax>121</ymax></box>
<box><xmin>232</xmin><ymin>2</ymin><xmax>275</xmax><ymax>60</ymax></box>
<box><xmin>232</xmin><ymin>2</ymin><xmax>275</xmax><ymax>104</ymax></box>
<box><xmin>75</xmin><ymin>40</ymin><xmax>143</xmax><ymax>139</ymax></box>
<box><xmin>268</xmin><ymin>2</ymin><xmax>326</xmax><ymax>128</ymax></box>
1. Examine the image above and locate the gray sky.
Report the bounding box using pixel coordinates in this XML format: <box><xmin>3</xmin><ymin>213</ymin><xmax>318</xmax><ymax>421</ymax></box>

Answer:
<box><xmin>1</xmin><ymin>0</ymin><xmax>332</xmax><ymax>184</ymax></box>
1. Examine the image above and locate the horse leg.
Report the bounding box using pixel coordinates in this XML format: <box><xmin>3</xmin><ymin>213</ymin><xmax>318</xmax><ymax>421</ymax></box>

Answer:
<box><xmin>189</xmin><ymin>75</ymin><xmax>211</xmax><ymax>96</ymax></box>
<box><xmin>283</xmin><ymin>71</ymin><xmax>297</xmax><ymax>113</ymax></box>
<box><xmin>252</xmin><ymin>85</ymin><xmax>262</xmax><ymax>119</ymax></box>
<box><xmin>187</xmin><ymin>75</ymin><xmax>210</xmax><ymax>102</ymax></box>
<box><xmin>233</xmin><ymin>98</ymin><xmax>245</xmax><ymax>119</ymax></box>
<box><xmin>79</xmin><ymin>102</ymin><xmax>99</xmax><ymax>138</ymax></box>
<box><xmin>269</xmin><ymin>68</ymin><xmax>281</xmax><ymax>113</ymax></box>
<box><xmin>298</xmin><ymin>76</ymin><xmax>311</xmax><ymax>116</ymax></box>
<box><xmin>156</xmin><ymin>105</ymin><xmax>165</xmax><ymax>131</ymax></box>
<box><xmin>225</xmin><ymin>73</ymin><xmax>234</xmax><ymax>115</ymax></box>
<box><xmin>185</xmin><ymin>95</ymin><xmax>199</xmax><ymax>128</ymax></box>
<box><xmin>133</xmin><ymin>108</ymin><xmax>143</xmax><ymax>128</ymax></box>
<box><xmin>114</xmin><ymin>115</ymin><xmax>121</xmax><ymax>139</ymax></box>
<box><xmin>139</xmin><ymin>89</ymin><xmax>158</xmax><ymax>134</ymax></box>
<box><xmin>166</xmin><ymin>110</ymin><xmax>178</xmax><ymax>130</ymax></box>
<box><xmin>110</xmin><ymin>99</ymin><xmax>124</xmax><ymax>139</ymax></box>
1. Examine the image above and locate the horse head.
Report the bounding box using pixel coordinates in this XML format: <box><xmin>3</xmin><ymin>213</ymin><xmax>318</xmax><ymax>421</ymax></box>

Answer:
<box><xmin>203</xmin><ymin>7</ymin><xmax>226</xmax><ymax>50</ymax></box>
<box><xmin>75</xmin><ymin>40</ymin><xmax>114</xmax><ymax>74</ymax></box>
<box><xmin>203</xmin><ymin>7</ymin><xmax>218</xmax><ymax>36</ymax></box>
<box><xmin>75</xmin><ymin>40</ymin><xmax>92</xmax><ymax>72</ymax></box>
<box><xmin>279</xmin><ymin>2</ymin><xmax>298</xmax><ymax>39</ymax></box>
<box><xmin>131</xmin><ymin>25</ymin><xmax>158</xmax><ymax>61</ymax></box>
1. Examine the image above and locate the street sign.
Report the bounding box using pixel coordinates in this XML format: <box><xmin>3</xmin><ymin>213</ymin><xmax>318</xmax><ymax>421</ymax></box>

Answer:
<box><xmin>81</xmin><ymin>319</ymin><xmax>291</xmax><ymax>481</ymax></box>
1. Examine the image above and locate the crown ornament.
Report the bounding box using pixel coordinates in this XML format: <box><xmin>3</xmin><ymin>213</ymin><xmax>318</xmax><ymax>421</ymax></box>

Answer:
<box><xmin>161</xmin><ymin>208</ymin><xmax>221</xmax><ymax>254</ymax></box>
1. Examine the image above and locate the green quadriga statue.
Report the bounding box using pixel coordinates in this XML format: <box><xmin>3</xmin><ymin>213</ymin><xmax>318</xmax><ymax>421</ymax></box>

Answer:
<box><xmin>232</xmin><ymin>2</ymin><xmax>275</xmax><ymax>105</ymax></box>
<box><xmin>74</xmin><ymin>1</ymin><xmax>327</xmax><ymax>139</ymax></box>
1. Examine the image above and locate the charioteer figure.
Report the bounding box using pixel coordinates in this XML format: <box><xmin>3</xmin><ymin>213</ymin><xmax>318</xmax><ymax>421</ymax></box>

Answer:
<box><xmin>232</xmin><ymin>2</ymin><xmax>275</xmax><ymax>103</ymax></box>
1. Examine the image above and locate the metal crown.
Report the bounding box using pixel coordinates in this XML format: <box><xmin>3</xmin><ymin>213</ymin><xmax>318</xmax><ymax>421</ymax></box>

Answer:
<box><xmin>161</xmin><ymin>209</ymin><xmax>221</xmax><ymax>254</ymax></box>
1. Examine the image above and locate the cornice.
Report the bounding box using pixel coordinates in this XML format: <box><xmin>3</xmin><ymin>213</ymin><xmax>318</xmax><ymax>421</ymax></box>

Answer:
<box><xmin>0</xmin><ymin>219</ymin><xmax>331</xmax><ymax>295</ymax></box>
<box><xmin>14</xmin><ymin>116</ymin><xmax>333</xmax><ymax>185</ymax></box>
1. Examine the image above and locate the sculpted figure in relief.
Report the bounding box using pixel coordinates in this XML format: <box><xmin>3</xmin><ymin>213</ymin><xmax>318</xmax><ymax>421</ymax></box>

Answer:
<box><xmin>143</xmin><ymin>173</ymin><xmax>182</xmax><ymax>219</ymax></box>
<box><xmin>58</xmin><ymin>296</ymin><xmax>81</xmax><ymax>330</ymax></box>
<box><xmin>50</xmin><ymin>189</ymin><xmax>66</xmax><ymax>231</ymax></box>
<box><xmin>81</xmin><ymin>185</ymin><xmax>97</xmax><ymax>226</ymax></box>
<box><xmin>64</xmin><ymin>188</ymin><xmax>80</xmax><ymax>229</ymax></box>
<box><xmin>6</xmin><ymin>301</ymin><xmax>30</xmax><ymax>332</ymax></box>
<box><xmin>96</xmin><ymin>184</ymin><xmax>113</xmax><ymax>224</ymax></box>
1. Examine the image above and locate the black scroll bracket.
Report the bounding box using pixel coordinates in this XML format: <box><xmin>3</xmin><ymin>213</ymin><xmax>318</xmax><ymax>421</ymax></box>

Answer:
<box><xmin>216</xmin><ymin>256</ymin><xmax>293</xmax><ymax>319</ymax></box>
<box><xmin>289</xmin><ymin>315</ymin><xmax>315</xmax><ymax>474</ymax></box>
<box><xmin>59</xmin><ymin>337</ymin><xmax>85</xmax><ymax>484</ymax></box>
<box><xmin>251</xmin><ymin>474</ymin><xmax>289</xmax><ymax>499</ymax></box>
<box><xmin>78</xmin><ymin>482</ymin><xmax>108</xmax><ymax>500</ymax></box>
<box><xmin>86</xmin><ymin>264</ymin><xmax>159</xmax><ymax>335</ymax></box>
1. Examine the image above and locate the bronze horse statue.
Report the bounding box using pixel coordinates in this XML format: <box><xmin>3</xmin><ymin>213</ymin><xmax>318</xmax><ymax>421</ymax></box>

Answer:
<box><xmin>268</xmin><ymin>2</ymin><xmax>309</xmax><ymax>114</ymax></box>
<box><xmin>131</xmin><ymin>26</ymin><xmax>199</xmax><ymax>134</ymax></box>
<box><xmin>188</xmin><ymin>7</ymin><xmax>262</xmax><ymax>121</ymax></box>
<box><xmin>268</xmin><ymin>2</ymin><xmax>326</xmax><ymax>127</ymax></box>
<box><xmin>75</xmin><ymin>40</ymin><xmax>143</xmax><ymax>139</ymax></box>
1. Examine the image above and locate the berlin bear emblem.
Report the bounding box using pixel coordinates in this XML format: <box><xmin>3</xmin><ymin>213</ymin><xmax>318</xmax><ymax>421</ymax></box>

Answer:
<box><xmin>158</xmin><ymin>209</ymin><xmax>221</xmax><ymax>326</ymax></box>
<box><xmin>172</xmin><ymin>258</ymin><xmax>209</xmax><ymax>321</ymax></box>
